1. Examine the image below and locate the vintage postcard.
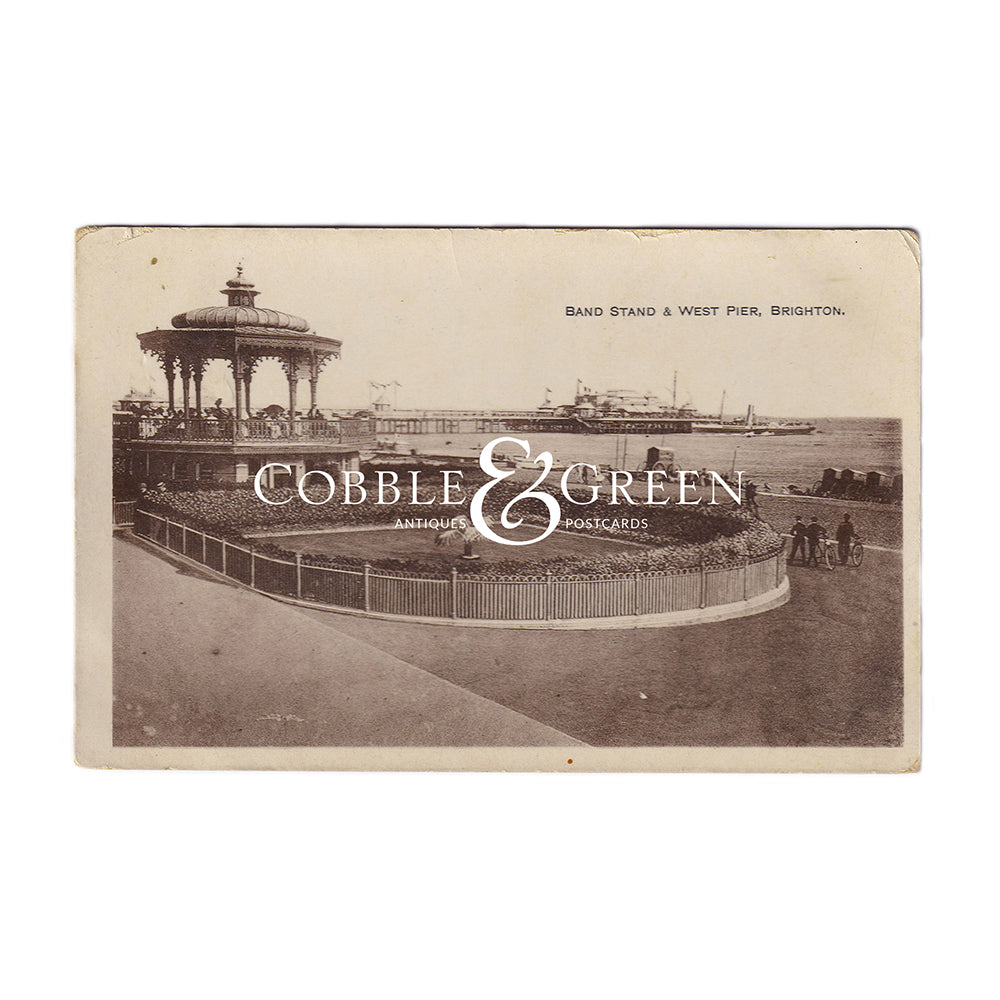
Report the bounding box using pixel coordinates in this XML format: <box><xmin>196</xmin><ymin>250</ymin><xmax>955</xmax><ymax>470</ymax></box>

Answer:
<box><xmin>76</xmin><ymin>227</ymin><xmax>920</xmax><ymax>770</ymax></box>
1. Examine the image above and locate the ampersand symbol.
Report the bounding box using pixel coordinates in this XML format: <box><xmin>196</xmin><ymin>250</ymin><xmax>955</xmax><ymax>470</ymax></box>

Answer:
<box><xmin>470</xmin><ymin>437</ymin><xmax>561</xmax><ymax>546</ymax></box>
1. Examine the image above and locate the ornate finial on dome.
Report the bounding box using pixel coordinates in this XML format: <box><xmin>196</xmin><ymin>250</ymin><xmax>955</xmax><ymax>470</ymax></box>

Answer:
<box><xmin>225</xmin><ymin>262</ymin><xmax>254</xmax><ymax>288</ymax></box>
<box><xmin>222</xmin><ymin>264</ymin><xmax>259</xmax><ymax>305</ymax></box>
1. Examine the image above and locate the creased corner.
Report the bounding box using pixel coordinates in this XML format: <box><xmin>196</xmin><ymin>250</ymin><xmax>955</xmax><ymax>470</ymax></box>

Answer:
<box><xmin>899</xmin><ymin>229</ymin><xmax>920</xmax><ymax>268</ymax></box>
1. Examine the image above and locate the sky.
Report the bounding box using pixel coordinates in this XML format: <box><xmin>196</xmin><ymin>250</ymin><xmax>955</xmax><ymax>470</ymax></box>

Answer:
<box><xmin>80</xmin><ymin>227</ymin><xmax>918</xmax><ymax>419</ymax></box>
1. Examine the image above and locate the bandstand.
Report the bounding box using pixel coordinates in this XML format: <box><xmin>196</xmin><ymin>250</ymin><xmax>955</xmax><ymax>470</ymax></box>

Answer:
<box><xmin>115</xmin><ymin>267</ymin><xmax>374</xmax><ymax>485</ymax></box>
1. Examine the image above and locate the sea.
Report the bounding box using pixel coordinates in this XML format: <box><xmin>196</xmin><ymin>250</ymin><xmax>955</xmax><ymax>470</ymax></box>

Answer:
<box><xmin>384</xmin><ymin>418</ymin><xmax>902</xmax><ymax>491</ymax></box>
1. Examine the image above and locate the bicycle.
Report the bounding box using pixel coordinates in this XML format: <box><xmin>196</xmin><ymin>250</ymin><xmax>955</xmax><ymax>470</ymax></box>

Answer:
<box><xmin>846</xmin><ymin>538</ymin><xmax>864</xmax><ymax>567</ymax></box>
<box><xmin>820</xmin><ymin>537</ymin><xmax>838</xmax><ymax>570</ymax></box>
<box><xmin>820</xmin><ymin>536</ymin><xmax>864</xmax><ymax>570</ymax></box>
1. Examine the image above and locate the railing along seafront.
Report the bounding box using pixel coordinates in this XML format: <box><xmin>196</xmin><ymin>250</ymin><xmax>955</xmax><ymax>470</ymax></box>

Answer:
<box><xmin>113</xmin><ymin>413</ymin><xmax>374</xmax><ymax>444</ymax></box>
<box><xmin>132</xmin><ymin>509</ymin><xmax>787</xmax><ymax>624</ymax></box>
<box><xmin>113</xmin><ymin>500</ymin><xmax>137</xmax><ymax>527</ymax></box>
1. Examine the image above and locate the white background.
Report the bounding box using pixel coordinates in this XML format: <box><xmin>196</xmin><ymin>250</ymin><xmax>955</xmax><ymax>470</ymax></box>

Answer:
<box><xmin>5</xmin><ymin>3</ymin><xmax>992</xmax><ymax>998</ymax></box>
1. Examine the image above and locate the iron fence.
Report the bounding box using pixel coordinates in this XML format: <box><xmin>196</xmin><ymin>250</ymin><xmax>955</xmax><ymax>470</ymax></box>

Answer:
<box><xmin>133</xmin><ymin>509</ymin><xmax>786</xmax><ymax>622</ymax></box>
<box><xmin>113</xmin><ymin>501</ymin><xmax>136</xmax><ymax>526</ymax></box>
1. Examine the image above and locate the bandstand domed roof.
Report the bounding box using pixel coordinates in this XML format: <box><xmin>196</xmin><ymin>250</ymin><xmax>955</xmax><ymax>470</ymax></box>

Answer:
<box><xmin>170</xmin><ymin>266</ymin><xmax>312</xmax><ymax>333</ymax></box>
<box><xmin>172</xmin><ymin>305</ymin><xmax>311</xmax><ymax>332</ymax></box>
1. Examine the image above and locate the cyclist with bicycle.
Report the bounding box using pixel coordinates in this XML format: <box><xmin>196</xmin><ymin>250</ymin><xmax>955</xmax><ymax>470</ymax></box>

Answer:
<box><xmin>835</xmin><ymin>513</ymin><xmax>856</xmax><ymax>565</ymax></box>
<box><xmin>805</xmin><ymin>516</ymin><xmax>828</xmax><ymax>567</ymax></box>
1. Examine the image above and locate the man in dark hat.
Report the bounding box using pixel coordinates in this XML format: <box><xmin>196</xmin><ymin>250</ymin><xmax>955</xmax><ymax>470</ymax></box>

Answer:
<box><xmin>805</xmin><ymin>516</ymin><xmax>827</xmax><ymax>567</ymax></box>
<box><xmin>836</xmin><ymin>513</ymin><xmax>856</xmax><ymax>565</ymax></box>
<box><xmin>789</xmin><ymin>516</ymin><xmax>808</xmax><ymax>564</ymax></box>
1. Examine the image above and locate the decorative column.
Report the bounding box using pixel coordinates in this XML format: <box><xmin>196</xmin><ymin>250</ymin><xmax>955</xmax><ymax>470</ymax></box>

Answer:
<box><xmin>309</xmin><ymin>365</ymin><xmax>319</xmax><ymax>415</ymax></box>
<box><xmin>191</xmin><ymin>358</ymin><xmax>207</xmax><ymax>418</ymax></box>
<box><xmin>283</xmin><ymin>353</ymin><xmax>302</xmax><ymax>436</ymax></box>
<box><xmin>179</xmin><ymin>358</ymin><xmax>191</xmax><ymax>418</ymax></box>
<box><xmin>230</xmin><ymin>353</ymin><xmax>244</xmax><ymax>422</ymax></box>
<box><xmin>242</xmin><ymin>357</ymin><xmax>259</xmax><ymax>419</ymax></box>
<box><xmin>288</xmin><ymin>370</ymin><xmax>298</xmax><ymax>435</ymax></box>
<box><xmin>310</xmin><ymin>353</ymin><xmax>332</xmax><ymax>417</ymax></box>
<box><xmin>161</xmin><ymin>354</ymin><xmax>176</xmax><ymax>413</ymax></box>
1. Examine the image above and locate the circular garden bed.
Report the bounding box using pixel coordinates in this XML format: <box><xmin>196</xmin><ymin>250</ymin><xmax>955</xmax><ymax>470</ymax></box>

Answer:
<box><xmin>138</xmin><ymin>476</ymin><xmax>784</xmax><ymax>581</ymax></box>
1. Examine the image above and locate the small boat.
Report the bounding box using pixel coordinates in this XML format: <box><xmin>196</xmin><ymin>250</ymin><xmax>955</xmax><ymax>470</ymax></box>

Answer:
<box><xmin>515</xmin><ymin>458</ymin><xmax>571</xmax><ymax>472</ymax></box>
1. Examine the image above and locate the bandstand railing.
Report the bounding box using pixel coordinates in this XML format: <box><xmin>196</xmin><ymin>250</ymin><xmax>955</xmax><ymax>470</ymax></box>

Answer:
<box><xmin>132</xmin><ymin>509</ymin><xmax>787</xmax><ymax>624</ymax></box>
<box><xmin>113</xmin><ymin>413</ymin><xmax>374</xmax><ymax>445</ymax></box>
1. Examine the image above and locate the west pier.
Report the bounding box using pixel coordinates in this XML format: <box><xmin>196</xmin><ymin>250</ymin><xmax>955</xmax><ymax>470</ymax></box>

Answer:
<box><xmin>372</xmin><ymin>409</ymin><xmax>694</xmax><ymax>435</ymax></box>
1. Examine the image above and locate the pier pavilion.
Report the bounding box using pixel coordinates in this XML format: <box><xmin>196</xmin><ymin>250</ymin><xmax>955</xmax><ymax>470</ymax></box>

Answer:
<box><xmin>115</xmin><ymin>267</ymin><xmax>374</xmax><ymax>486</ymax></box>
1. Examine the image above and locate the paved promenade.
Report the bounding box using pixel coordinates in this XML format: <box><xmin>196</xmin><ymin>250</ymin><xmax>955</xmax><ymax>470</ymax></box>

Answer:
<box><xmin>114</xmin><ymin>536</ymin><xmax>582</xmax><ymax>747</ymax></box>
<box><xmin>115</xmin><ymin>529</ymin><xmax>903</xmax><ymax>749</ymax></box>
<box><xmin>296</xmin><ymin>548</ymin><xmax>904</xmax><ymax>747</ymax></box>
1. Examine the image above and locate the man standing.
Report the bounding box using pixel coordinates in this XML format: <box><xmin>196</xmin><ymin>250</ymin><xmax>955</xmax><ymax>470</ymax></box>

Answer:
<box><xmin>836</xmin><ymin>513</ymin><xmax>856</xmax><ymax>564</ymax></box>
<box><xmin>789</xmin><ymin>516</ymin><xmax>808</xmax><ymax>564</ymax></box>
<box><xmin>805</xmin><ymin>516</ymin><xmax>827</xmax><ymax>567</ymax></box>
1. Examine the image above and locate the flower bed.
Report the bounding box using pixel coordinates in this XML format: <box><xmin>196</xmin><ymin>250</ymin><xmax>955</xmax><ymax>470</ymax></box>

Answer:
<box><xmin>138</xmin><ymin>477</ymin><xmax>783</xmax><ymax>581</ymax></box>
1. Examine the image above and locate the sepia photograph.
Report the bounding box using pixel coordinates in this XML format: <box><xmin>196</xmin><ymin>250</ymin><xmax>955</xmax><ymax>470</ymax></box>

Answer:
<box><xmin>11</xmin><ymin>0</ymin><xmax>997</xmax><ymax>993</ymax></box>
<box><xmin>11</xmin><ymin>0</ymin><xmax>993</xmax><ymax>991</ymax></box>
<box><xmin>76</xmin><ymin>227</ymin><xmax>919</xmax><ymax>770</ymax></box>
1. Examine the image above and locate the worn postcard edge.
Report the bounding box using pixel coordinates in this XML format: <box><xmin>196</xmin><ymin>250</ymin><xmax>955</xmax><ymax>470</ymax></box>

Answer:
<box><xmin>75</xmin><ymin>226</ymin><xmax>921</xmax><ymax>772</ymax></box>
